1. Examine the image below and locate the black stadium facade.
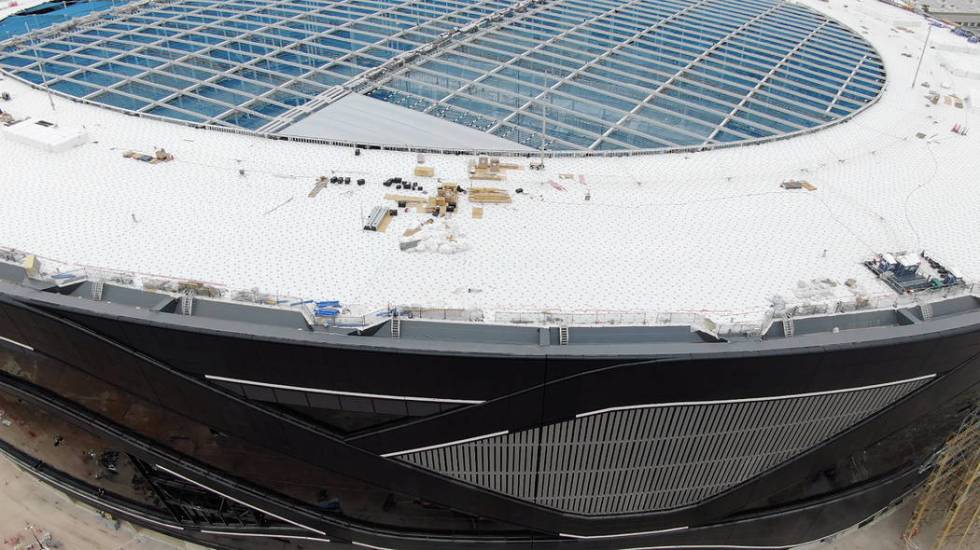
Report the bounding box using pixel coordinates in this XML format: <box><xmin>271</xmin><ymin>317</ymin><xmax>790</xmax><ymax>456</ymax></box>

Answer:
<box><xmin>1</xmin><ymin>0</ymin><xmax>979</xmax><ymax>547</ymax></box>
<box><xmin>0</xmin><ymin>265</ymin><xmax>978</xmax><ymax>549</ymax></box>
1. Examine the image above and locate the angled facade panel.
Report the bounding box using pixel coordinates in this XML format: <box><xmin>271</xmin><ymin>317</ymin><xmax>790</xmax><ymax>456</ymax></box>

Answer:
<box><xmin>399</xmin><ymin>377</ymin><xmax>928</xmax><ymax>515</ymax></box>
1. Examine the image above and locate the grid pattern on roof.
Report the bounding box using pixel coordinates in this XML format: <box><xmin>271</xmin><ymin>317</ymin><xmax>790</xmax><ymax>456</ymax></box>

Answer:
<box><xmin>367</xmin><ymin>0</ymin><xmax>886</xmax><ymax>150</ymax></box>
<box><xmin>0</xmin><ymin>0</ymin><xmax>884</xmax><ymax>150</ymax></box>
<box><xmin>0</xmin><ymin>0</ymin><xmax>506</xmax><ymax>129</ymax></box>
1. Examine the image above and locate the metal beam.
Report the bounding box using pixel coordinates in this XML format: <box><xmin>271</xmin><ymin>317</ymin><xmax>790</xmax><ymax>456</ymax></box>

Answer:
<box><xmin>707</xmin><ymin>20</ymin><xmax>828</xmax><ymax>142</ymax></box>
<box><xmin>589</xmin><ymin>0</ymin><xmax>783</xmax><ymax>148</ymax></box>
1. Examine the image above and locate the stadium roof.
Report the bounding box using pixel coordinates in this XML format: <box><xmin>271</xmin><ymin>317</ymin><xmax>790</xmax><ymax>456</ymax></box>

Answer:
<box><xmin>0</xmin><ymin>0</ymin><xmax>885</xmax><ymax>151</ymax></box>
<box><xmin>0</xmin><ymin>0</ymin><xmax>978</xmax><ymax>329</ymax></box>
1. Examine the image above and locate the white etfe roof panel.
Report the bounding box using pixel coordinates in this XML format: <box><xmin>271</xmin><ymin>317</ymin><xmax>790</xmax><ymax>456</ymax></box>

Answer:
<box><xmin>279</xmin><ymin>94</ymin><xmax>534</xmax><ymax>152</ymax></box>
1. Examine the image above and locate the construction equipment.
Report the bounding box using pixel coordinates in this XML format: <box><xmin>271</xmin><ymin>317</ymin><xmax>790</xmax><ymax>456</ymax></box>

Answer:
<box><xmin>903</xmin><ymin>406</ymin><xmax>980</xmax><ymax>550</ymax></box>
<box><xmin>364</xmin><ymin>206</ymin><xmax>395</xmax><ymax>232</ymax></box>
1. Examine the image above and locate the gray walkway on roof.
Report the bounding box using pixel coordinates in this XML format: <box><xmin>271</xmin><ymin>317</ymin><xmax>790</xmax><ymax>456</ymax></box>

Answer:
<box><xmin>277</xmin><ymin>93</ymin><xmax>534</xmax><ymax>151</ymax></box>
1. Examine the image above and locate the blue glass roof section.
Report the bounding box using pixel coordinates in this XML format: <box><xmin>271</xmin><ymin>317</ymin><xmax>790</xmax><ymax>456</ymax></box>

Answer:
<box><xmin>0</xmin><ymin>0</ymin><xmax>508</xmax><ymax>129</ymax></box>
<box><xmin>368</xmin><ymin>0</ymin><xmax>885</xmax><ymax>150</ymax></box>
<box><xmin>0</xmin><ymin>0</ymin><xmax>885</xmax><ymax>151</ymax></box>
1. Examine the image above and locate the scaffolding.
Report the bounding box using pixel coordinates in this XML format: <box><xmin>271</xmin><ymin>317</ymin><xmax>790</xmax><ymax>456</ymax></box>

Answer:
<box><xmin>904</xmin><ymin>406</ymin><xmax>980</xmax><ymax>550</ymax></box>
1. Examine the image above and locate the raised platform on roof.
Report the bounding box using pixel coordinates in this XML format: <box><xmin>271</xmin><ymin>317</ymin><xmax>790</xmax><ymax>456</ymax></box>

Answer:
<box><xmin>1</xmin><ymin>116</ymin><xmax>87</xmax><ymax>151</ymax></box>
<box><xmin>0</xmin><ymin>0</ymin><xmax>978</xmax><ymax>329</ymax></box>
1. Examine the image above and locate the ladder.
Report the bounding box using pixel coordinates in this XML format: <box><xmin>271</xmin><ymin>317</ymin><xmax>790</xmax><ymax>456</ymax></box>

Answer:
<box><xmin>91</xmin><ymin>280</ymin><xmax>104</xmax><ymax>301</ymax></box>
<box><xmin>179</xmin><ymin>292</ymin><xmax>194</xmax><ymax>316</ymax></box>
<box><xmin>391</xmin><ymin>317</ymin><xmax>401</xmax><ymax>339</ymax></box>
<box><xmin>921</xmin><ymin>302</ymin><xmax>934</xmax><ymax>320</ymax></box>
<box><xmin>559</xmin><ymin>326</ymin><xmax>569</xmax><ymax>345</ymax></box>
<box><xmin>783</xmin><ymin>316</ymin><xmax>795</xmax><ymax>337</ymax></box>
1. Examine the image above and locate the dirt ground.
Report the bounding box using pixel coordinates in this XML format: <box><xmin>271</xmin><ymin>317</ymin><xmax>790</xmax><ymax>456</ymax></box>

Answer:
<box><xmin>801</xmin><ymin>495</ymin><xmax>941</xmax><ymax>550</ymax></box>
<box><xmin>0</xmin><ymin>455</ymin><xmax>199</xmax><ymax>550</ymax></box>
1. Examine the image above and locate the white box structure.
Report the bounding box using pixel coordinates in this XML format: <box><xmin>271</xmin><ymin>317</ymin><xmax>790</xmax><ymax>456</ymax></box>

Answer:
<box><xmin>2</xmin><ymin>118</ymin><xmax>88</xmax><ymax>153</ymax></box>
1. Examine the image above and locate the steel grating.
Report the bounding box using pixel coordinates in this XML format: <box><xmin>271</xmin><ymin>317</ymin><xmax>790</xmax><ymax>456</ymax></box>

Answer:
<box><xmin>399</xmin><ymin>377</ymin><xmax>927</xmax><ymax>515</ymax></box>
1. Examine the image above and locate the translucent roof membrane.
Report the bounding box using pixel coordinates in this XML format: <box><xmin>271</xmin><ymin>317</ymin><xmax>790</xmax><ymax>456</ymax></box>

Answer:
<box><xmin>0</xmin><ymin>0</ymin><xmax>884</xmax><ymax>150</ymax></box>
<box><xmin>368</xmin><ymin>0</ymin><xmax>885</xmax><ymax>150</ymax></box>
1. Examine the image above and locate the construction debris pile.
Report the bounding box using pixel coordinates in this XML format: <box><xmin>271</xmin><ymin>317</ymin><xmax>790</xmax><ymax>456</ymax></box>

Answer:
<box><xmin>400</xmin><ymin>219</ymin><xmax>468</xmax><ymax>254</ymax></box>
<box><xmin>337</xmin><ymin>157</ymin><xmax>525</xmax><ymax>252</ymax></box>
<box><xmin>1</xmin><ymin>527</ymin><xmax>60</xmax><ymax>550</ymax></box>
<box><xmin>770</xmin><ymin>277</ymin><xmax>872</xmax><ymax>317</ymax></box>
<box><xmin>122</xmin><ymin>148</ymin><xmax>174</xmax><ymax>164</ymax></box>
<box><xmin>143</xmin><ymin>278</ymin><xmax>223</xmax><ymax>297</ymax></box>
<box><xmin>0</xmin><ymin>106</ymin><xmax>16</xmax><ymax>126</ymax></box>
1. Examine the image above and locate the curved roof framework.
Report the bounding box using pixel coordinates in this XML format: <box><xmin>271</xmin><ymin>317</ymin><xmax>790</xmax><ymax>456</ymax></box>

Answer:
<box><xmin>369</xmin><ymin>0</ymin><xmax>887</xmax><ymax>150</ymax></box>
<box><xmin>0</xmin><ymin>0</ymin><xmax>885</xmax><ymax>150</ymax></box>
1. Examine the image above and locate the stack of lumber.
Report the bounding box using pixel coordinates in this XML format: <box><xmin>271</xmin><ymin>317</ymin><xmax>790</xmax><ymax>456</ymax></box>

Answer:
<box><xmin>469</xmin><ymin>156</ymin><xmax>521</xmax><ymax>180</ymax></box>
<box><xmin>780</xmin><ymin>180</ymin><xmax>816</xmax><ymax>191</ymax></box>
<box><xmin>309</xmin><ymin>176</ymin><xmax>329</xmax><ymax>198</ymax></box>
<box><xmin>384</xmin><ymin>193</ymin><xmax>427</xmax><ymax>205</ymax></box>
<box><xmin>469</xmin><ymin>187</ymin><xmax>512</xmax><ymax>203</ymax></box>
<box><xmin>437</xmin><ymin>183</ymin><xmax>459</xmax><ymax>206</ymax></box>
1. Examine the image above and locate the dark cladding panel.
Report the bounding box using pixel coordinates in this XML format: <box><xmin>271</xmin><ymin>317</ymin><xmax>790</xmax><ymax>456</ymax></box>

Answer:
<box><xmin>213</xmin><ymin>380</ymin><xmax>245</xmax><ymax>396</ymax></box>
<box><xmin>406</xmin><ymin>400</ymin><xmax>442</xmax><ymax>416</ymax></box>
<box><xmin>307</xmin><ymin>392</ymin><xmax>341</xmax><ymax>410</ymax></box>
<box><xmin>0</xmin><ymin>303</ymin><xmax>27</xmax><ymax>345</ymax></box>
<box><xmin>340</xmin><ymin>395</ymin><xmax>375</xmax><ymax>413</ymax></box>
<box><xmin>374</xmin><ymin>399</ymin><xmax>409</xmax><ymax>416</ymax></box>
<box><xmin>242</xmin><ymin>383</ymin><xmax>276</xmax><ymax>402</ymax></box>
<box><xmin>274</xmin><ymin>387</ymin><xmax>311</xmax><ymax>407</ymax></box>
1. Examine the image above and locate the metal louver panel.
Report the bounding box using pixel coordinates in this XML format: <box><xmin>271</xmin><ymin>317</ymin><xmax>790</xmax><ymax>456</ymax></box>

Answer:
<box><xmin>398</xmin><ymin>377</ymin><xmax>929</xmax><ymax>515</ymax></box>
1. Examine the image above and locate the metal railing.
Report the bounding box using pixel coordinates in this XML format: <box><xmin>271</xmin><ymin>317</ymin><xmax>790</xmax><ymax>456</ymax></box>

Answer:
<box><xmin>2</xmin><ymin>246</ymin><xmax>976</xmax><ymax>336</ymax></box>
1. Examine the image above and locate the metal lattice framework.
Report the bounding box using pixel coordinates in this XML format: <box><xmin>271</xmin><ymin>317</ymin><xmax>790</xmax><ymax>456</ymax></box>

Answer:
<box><xmin>0</xmin><ymin>0</ymin><xmax>884</xmax><ymax>150</ymax></box>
